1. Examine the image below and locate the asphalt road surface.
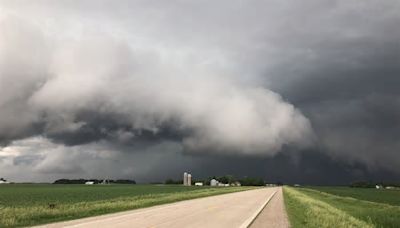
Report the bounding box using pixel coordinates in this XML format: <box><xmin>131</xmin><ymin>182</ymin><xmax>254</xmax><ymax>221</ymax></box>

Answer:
<box><xmin>38</xmin><ymin>187</ymin><xmax>281</xmax><ymax>228</ymax></box>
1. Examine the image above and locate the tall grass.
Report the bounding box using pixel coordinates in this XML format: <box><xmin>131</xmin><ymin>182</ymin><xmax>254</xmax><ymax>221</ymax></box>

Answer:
<box><xmin>283</xmin><ymin>187</ymin><xmax>372</xmax><ymax>228</ymax></box>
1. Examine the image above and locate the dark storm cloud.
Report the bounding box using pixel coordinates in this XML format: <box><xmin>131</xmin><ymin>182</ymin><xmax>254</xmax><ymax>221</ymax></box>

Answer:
<box><xmin>132</xmin><ymin>149</ymin><xmax>400</xmax><ymax>185</ymax></box>
<box><xmin>265</xmin><ymin>10</ymin><xmax>400</xmax><ymax>172</ymax></box>
<box><xmin>48</xmin><ymin>115</ymin><xmax>186</xmax><ymax>147</ymax></box>
<box><xmin>0</xmin><ymin>0</ymin><xmax>400</xmax><ymax>183</ymax></box>
<box><xmin>5</xmin><ymin>137</ymin><xmax>392</xmax><ymax>185</ymax></box>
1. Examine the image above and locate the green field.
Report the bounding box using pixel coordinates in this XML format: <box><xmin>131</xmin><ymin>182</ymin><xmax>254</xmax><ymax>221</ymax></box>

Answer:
<box><xmin>310</xmin><ymin>186</ymin><xmax>400</xmax><ymax>206</ymax></box>
<box><xmin>284</xmin><ymin>186</ymin><xmax>400</xmax><ymax>228</ymax></box>
<box><xmin>0</xmin><ymin>184</ymin><xmax>253</xmax><ymax>227</ymax></box>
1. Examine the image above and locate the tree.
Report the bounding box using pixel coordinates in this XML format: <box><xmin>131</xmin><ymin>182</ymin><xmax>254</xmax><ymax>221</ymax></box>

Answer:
<box><xmin>164</xmin><ymin>179</ymin><xmax>183</xmax><ymax>185</ymax></box>
<box><xmin>239</xmin><ymin>177</ymin><xmax>265</xmax><ymax>186</ymax></box>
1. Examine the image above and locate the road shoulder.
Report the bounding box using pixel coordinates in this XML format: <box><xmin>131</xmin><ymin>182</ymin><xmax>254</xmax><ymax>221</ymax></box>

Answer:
<box><xmin>249</xmin><ymin>187</ymin><xmax>290</xmax><ymax>228</ymax></box>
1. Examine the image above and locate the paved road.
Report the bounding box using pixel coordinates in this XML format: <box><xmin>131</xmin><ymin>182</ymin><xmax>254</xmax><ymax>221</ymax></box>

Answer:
<box><xmin>250</xmin><ymin>187</ymin><xmax>290</xmax><ymax>228</ymax></box>
<box><xmin>38</xmin><ymin>187</ymin><xmax>278</xmax><ymax>228</ymax></box>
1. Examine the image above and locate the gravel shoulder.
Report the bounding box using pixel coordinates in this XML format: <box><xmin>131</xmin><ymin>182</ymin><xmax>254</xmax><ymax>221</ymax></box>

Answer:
<box><xmin>250</xmin><ymin>187</ymin><xmax>290</xmax><ymax>228</ymax></box>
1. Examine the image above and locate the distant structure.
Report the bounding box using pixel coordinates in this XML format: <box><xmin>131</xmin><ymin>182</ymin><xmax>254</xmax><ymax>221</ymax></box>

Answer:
<box><xmin>210</xmin><ymin>179</ymin><xmax>229</xmax><ymax>187</ymax></box>
<box><xmin>210</xmin><ymin>179</ymin><xmax>219</xmax><ymax>186</ymax></box>
<box><xmin>85</xmin><ymin>181</ymin><xmax>94</xmax><ymax>185</ymax></box>
<box><xmin>183</xmin><ymin>172</ymin><xmax>192</xmax><ymax>186</ymax></box>
<box><xmin>0</xmin><ymin>178</ymin><xmax>9</xmax><ymax>184</ymax></box>
<box><xmin>187</xmin><ymin>174</ymin><xmax>192</xmax><ymax>186</ymax></box>
<box><xmin>231</xmin><ymin>181</ymin><xmax>241</xmax><ymax>187</ymax></box>
<box><xmin>195</xmin><ymin>182</ymin><xmax>203</xmax><ymax>186</ymax></box>
<box><xmin>376</xmin><ymin>185</ymin><xmax>383</xmax><ymax>189</ymax></box>
<box><xmin>183</xmin><ymin>172</ymin><xmax>188</xmax><ymax>186</ymax></box>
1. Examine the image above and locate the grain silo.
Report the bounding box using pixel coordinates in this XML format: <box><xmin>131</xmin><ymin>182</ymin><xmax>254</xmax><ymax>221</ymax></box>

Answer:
<box><xmin>187</xmin><ymin>174</ymin><xmax>192</xmax><ymax>186</ymax></box>
<box><xmin>183</xmin><ymin>172</ymin><xmax>188</xmax><ymax>186</ymax></box>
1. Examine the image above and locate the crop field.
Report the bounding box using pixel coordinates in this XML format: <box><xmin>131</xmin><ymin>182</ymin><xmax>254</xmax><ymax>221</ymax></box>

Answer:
<box><xmin>0</xmin><ymin>184</ymin><xmax>253</xmax><ymax>227</ymax></box>
<box><xmin>310</xmin><ymin>186</ymin><xmax>400</xmax><ymax>206</ymax></box>
<box><xmin>284</xmin><ymin>186</ymin><xmax>400</xmax><ymax>228</ymax></box>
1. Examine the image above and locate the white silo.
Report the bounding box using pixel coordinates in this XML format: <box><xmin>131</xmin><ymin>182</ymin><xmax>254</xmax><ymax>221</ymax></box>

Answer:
<box><xmin>183</xmin><ymin>172</ymin><xmax>188</xmax><ymax>186</ymax></box>
<box><xmin>187</xmin><ymin>174</ymin><xmax>192</xmax><ymax>186</ymax></box>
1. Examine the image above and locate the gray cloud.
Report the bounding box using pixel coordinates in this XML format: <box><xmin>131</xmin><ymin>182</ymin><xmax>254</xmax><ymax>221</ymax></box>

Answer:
<box><xmin>0</xmin><ymin>4</ymin><xmax>313</xmax><ymax>157</ymax></box>
<box><xmin>0</xmin><ymin>0</ymin><xmax>399</xmax><ymax>182</ymax></box>
<box><xmin>2</xmin><ymin>137</ymin><xmax>397</xmax><ymax>184</ymax></box>
<box><xmin>263</xmin><ymin>0</ymin><xmax>400</xmax><ymax>172</ymax></box>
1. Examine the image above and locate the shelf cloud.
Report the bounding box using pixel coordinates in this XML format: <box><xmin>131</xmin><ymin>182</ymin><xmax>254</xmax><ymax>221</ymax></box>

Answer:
<box><xmin>0</xmin><ymin>12</ymin><xmax>313</xmax><ymax>157</ymax></box>
<box><xmin>0</xmin><ymin>0</ymin><xmax>399</xmax><ymax>183</ymax></box>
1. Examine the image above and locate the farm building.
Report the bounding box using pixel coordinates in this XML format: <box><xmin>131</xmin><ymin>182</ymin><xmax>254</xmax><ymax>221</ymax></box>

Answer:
<box><xmin>183</xmin><ymin>172</ymin><xmax>192</xmax><ymax>186</ymax></box>
<box><xmin>210</xmin><ymin>179</ymin><xmax>219</xmax><ymax>186</ymax></box>
<box><xmin>195</xmin><ymin>182</ymin><xmax>203</xmax><ymax>186</ymax></box>
<box><xmin>183</xmin><ymin>172</ymin><xmax>188</xmax><ymax>186</ymax></box>
<box><xmin>85</xmin><ymin>181</ymin><xmax>95</xmax><ymax>185</ymax></box>
<box><xmin>210</xmin><ymin>179</ymin><xmax>230</xmax><ymax>187</ymax></box>
<box><xmin>187</xmin><ymin>174</ymin><xmax>192</xmax><ymax>186</ymax></box>
<box><xmin>230</xmin><ymin>181</ymin><xmax>241</xmax><ymax>186</ymax></box>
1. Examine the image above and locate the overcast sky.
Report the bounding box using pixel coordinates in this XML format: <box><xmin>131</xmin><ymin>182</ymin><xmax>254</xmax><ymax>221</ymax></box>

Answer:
<box><xmin>0</xmin><ymin>0</ymin><xmax>399</xmax><ymax>184</ymax></box>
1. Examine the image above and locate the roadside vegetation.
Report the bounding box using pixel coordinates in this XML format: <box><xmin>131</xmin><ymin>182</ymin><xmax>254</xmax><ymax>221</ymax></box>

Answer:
<box><xmin>283</xmin><ymin>187</ymin><xmax>372</xmax><ymax>228</ymax></box>
<box><xmin>0</xmin><ymin>184</ymin><xmax>253</xmax><ymax>227</ymax></box>
<box><xmin>284</xmin><ymin>187</ymin><xmax>400</xmax><ymax>228</ymax></box>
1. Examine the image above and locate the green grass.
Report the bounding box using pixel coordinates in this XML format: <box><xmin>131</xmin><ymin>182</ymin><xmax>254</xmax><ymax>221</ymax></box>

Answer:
<box><xmin>310</xmin><ymin>186</ymin><xmax>400</xmax><ymax>206</ymax></box>
<box><xmin>0</xmin><ymin>184</ymin><xmax>211</xmax><ymax>207</ymax></box>
<box><xmin>0</xmin><ymin>184</ymin><xmax>253</xmax><ymax>227</ymax></box>
<box><xmin>283</xmin><ymin>187</ymin><xmax>371</xmax><ymax>228</ymax></box>
<box><xmin>283</xmin><ymin>187</ymin><xmax>400</xmax><ymax>228</ymax></box>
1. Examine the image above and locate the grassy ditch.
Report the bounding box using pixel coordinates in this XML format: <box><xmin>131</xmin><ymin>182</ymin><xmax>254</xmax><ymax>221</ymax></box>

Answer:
<box><xmin>283</xmin><ymin>187</ymin><xmax>371</xmax><ymax>228</ymax></box>
<box><xmin>284</xmin><ymin>187</ymin><xmax>400</xmax><ymax>228</ymax></box>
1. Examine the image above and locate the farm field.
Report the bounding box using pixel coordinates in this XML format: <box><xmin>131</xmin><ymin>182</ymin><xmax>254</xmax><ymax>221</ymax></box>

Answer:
<box><xmin>0</xmin><ymin>184</ymin><xmax>253</xmax><ymax>227</ymax></box>
<box><xmin>283</xmin><ymin>186</ymin><xmax>400</xmax><ymax>228</ymax></box>
<box><xmin>310</xmin><ymin>186</ymin><xmax>400</xmax><ymax>206</ymax></box>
